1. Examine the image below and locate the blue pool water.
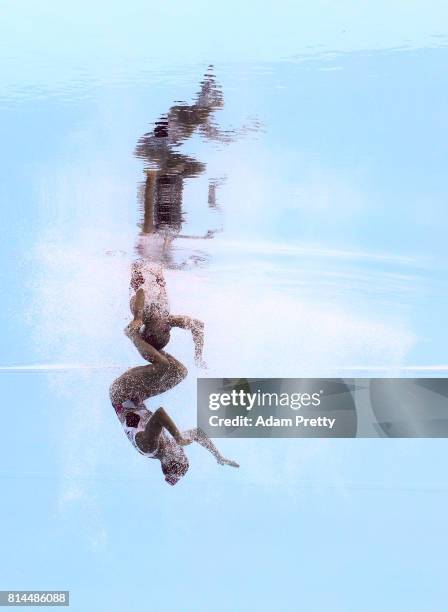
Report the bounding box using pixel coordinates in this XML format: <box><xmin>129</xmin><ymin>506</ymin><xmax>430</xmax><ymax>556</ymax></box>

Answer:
<box><xmin>2</xmin><ymin>3</ymin><xmax>448</xmax><ymax>610</ymax></box>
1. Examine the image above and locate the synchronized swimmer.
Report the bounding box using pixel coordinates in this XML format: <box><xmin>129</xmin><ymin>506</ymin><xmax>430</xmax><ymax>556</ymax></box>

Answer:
<box><xmin>110</xmin><ymin>272</ymin><xmax>238</xmax><ymax>486</ymax></box>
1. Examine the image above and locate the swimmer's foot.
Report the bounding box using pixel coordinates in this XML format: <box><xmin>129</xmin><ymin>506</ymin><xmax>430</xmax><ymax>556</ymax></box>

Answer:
<box><xmin>217</xmin><ymin>456</ymin><xmax>239</xmax><ymax>468</ymax></box>
<box><xmin>195</xmin><ymin>358</ymin><xmax>208</xmax><ymax>370</ymax></box>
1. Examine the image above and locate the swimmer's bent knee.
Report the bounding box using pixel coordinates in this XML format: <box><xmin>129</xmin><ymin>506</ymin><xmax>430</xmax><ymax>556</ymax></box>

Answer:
<box><xmin>164</xmin><ymin>361</ymin><xmax>187</xmax><ymax>387</ymax></box>
<box><xmin>163</xmin><ymin>356</ymin><xmax>187</xmax><ymax>381</ymax></box>
<box><xmin>178</xmin><ymin>363</ymin><xmax>188</xmax><ymax>380</ymax></box>
<box><xmin>173</xmin><ymin>362</ymin><xmax>188</xmax><ymax>383</ymax></box>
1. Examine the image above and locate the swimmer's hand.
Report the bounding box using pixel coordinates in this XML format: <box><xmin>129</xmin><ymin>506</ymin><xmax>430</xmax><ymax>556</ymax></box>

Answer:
<box><xmin>217</xmin><ymin>456</ymin><xmax>239</xmax><ymax>468</ymax></box>
<box><xmin>195</xmin><ymin>358</ymin><xmax>208</xmax><ymax>370</ymax></box>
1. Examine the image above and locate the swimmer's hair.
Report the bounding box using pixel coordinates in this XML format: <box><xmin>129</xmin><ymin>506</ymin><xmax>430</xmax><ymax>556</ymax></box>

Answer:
<box><xmin>161</xmin><ymin>456</ymin><xmax>189</xmax><ymax>486</ymax></box>
<box><xmin>125</xmin><ymin>412</ymin><xmax>141</xmax><ymax>428</ymax></box>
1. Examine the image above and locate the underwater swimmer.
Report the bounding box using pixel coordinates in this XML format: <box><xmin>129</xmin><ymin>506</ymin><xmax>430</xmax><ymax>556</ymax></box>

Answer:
<box><xmin>110</xmin><ymin>297</ymin><xmax>238</xmax><ymax>485</ymax></box>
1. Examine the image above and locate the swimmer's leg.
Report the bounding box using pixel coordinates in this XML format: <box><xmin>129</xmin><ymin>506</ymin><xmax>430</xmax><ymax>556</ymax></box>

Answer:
<box><xmin>141</xmin><ymin>352</ymin><xmax>188</xmax><ymax>397</ymax></box>
<box><xmin>182</xmin><ymin>428</ymin><xmax>239</xmax><ymax>467</ymax></box>
<box><xmin>109</xmin><ymin>351</ymin><xmax>187</xmax><ymax>406</ymax></box>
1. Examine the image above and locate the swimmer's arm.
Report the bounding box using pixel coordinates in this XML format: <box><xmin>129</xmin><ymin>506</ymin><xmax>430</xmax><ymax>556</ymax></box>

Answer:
<box><xmin>169</xmin><ymin>315</ymin><xmax>204</xmax><ymax>365</ymax></box>
<box><xmin>125</xmin><ymin>322</ymin><xmax>169</xmax><ymax>367</ymax></box>
<box><xmin>137</xmin><ymin>408</ymin><xmax>191</xmax><ymax>449</ymax></box>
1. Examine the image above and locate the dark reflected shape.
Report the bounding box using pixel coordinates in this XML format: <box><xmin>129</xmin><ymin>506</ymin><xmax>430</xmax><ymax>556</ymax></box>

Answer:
<box><xmin>135</xmin><ymin>68</ymin><xmax>226</xmax><ymax>164</ymax></box>
<box><xmin>134</xmin><ymin>66</ymin><xmax>258</xmax><ymax>268</ymax></box>
<box><xmin>370</xmin><ymin>378</ymin><xmax>448</xmax><ymax>437</ymax></box>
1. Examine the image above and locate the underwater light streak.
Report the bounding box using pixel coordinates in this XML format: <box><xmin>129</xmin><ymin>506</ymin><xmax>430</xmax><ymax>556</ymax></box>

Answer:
<box><xmin>2</xmin><ymin>364</ymin><xmax>448</xmax><ymax>373</ymax></box>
